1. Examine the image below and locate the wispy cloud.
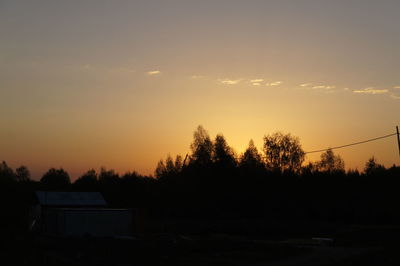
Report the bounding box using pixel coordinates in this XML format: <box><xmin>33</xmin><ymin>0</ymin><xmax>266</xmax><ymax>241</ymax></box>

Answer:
<box><xmin>190</xmin><ymin>75</ymin><xmax>204</xmax><ymax>79</ymax></box>
<box><xmin>250</xmin><ymin>79</ymin><xmax>264</xmax><ymax>83</ymax></box>
<box><xmin>250</xmin><ymin>79</ymin><xmax>264</xmax><ymax>86</ymax></box>
<box><xmin>300</xmin><ymin>83</ymin><xmax>312</xmax><ymax>87</ymax></box>
<box><xmin>146</xmin><ymin>70</ymin><xmax>161</xmax><ymax>76</ymax></box>
<box><xmin>353</xmin><ymin>87</ymin><xmax>388</xmax><ymax>95</ymax></box>
<box><xmin>394</xmin><ymin>86</ymin><xmax>400</xmax><ymax>89</ymax></box>
<box><xmin>312</xmin><ymin>85</ymin><xmax>335</xmax><ymax>90</ymax></box>
<box><xmin>312</xmin><ymin>85</ymin><xmax>325</xmax><ymax>89</ymax></box>
<box><xmin>299</xmin><ymin>82</ymin><xmax>337</xmax><ymax>92</ymax></box>
<box><xmin>265</xmin><ymin>81</ymin><xmax>282</xmax><ymax>86</ymax></box>
<box><xmin>218</xmin><ymin>79</ymin><xmax>241</xmax><ymax>85</ymax></box>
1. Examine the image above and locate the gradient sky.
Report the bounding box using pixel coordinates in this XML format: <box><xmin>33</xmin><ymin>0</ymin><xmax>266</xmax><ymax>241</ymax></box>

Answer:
<box><xmin>1</xmin><ymin>0</ymin><xmax>399</xmax><ymax>179</ymax></box>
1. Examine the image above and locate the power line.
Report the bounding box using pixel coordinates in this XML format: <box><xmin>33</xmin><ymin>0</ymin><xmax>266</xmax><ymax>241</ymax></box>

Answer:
<box><xmin>305</xmin><ymin>133</ymin><xmax>397</xmax><ymax>154</ymax></box>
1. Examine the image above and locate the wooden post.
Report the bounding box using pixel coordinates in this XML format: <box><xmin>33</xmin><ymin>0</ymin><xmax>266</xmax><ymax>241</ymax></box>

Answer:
<box><xmin>397</xmin><ymin>126</ymin><xmax>400</xmax><ymax>159</ymax></box>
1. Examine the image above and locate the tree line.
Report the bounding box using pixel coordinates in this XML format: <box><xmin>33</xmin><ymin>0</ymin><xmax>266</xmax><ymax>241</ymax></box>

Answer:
<box><xmin>1</xmin><ymin>125</ymin><xmax>400</xmax><ymax>233</ymax></box>
<box><xmin>1</xmin><ymin>125</ymin><xmax>392</xmax><ymax>184</ymax></box>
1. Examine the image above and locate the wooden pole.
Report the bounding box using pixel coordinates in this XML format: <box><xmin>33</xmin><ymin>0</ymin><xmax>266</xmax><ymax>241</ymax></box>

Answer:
<box><xmin>397</xmin><ymin>126</ymin><xmax>400</xmax><ymax>159</ymax></box>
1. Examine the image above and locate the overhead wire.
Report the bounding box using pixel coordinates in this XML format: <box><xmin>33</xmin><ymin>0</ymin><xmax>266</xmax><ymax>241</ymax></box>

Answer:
<box><xmin>305</xmin><ymin>133</ymin><xmax>397</xmax><ymax>154</ymax></box>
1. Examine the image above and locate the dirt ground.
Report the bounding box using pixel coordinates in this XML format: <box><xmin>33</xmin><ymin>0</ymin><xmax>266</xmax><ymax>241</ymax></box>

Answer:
<box><xmin>2</xmin><ymin>223</ymin><xmax>400</xmax><ymax>266</ymax></box>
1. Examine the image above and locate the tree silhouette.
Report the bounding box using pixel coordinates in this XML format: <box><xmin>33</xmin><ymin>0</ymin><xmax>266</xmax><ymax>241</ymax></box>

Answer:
<box><xmin>74</xmin><ymin>169</ymin><xmax>98</xmax><ymax>188</ymax></box>
<box><xmin>165</xmin><ymin>155</ymin><xmax>176</xmax><ymax>174</ymax></box>
<box><xmin>364</xmin><ymin>156</ymin><xmax>385</xmax><ymax>176</ymax></box>
<box><xmin>213</xmin><ymin>134</ymin><xmax>237</xmax><ymax>168</ymax></box>
<box><xmin>98</xmin><ymin>167</ymin><xmax>119</xmax><ymax>185</ymax></box>
<box><xmin>190</xmin><ymin>125</ymin><xmax>213</xmax><ymax>167</ymax></box>
<box><xmin>155</xmin><ymin>159</ymin><xmax>167</xmax><ymax>178</ymax></box>
<box><xmin>40</xmin><ymin>168</ymin><xmax>71</xmax><ymax>188</ymax></box>
<box><xmin>15</xmin><ymin>165</ymin><xmax>30</xmax><ymax>182</ymax></box>
<box><xmin>240</xmin><ymin>140</ymin><xmax>264</xmax><ymax>169</ymax></box>
<box><xmin>263</xmin><ymin>132</ymin><xmax>305</xmax><ymax>173</ymax></box>
<box><xmin>155</xmin><ymin>154</ymin><xmax>183</xmax><ymax>179</ymax></box>
<box><xmin>0</xmin><ymin>161</ymin><xmax>15</xmax><ymax>183</ymax></box>
<box><xmin>347</xmin><ymin>168</ymin><xmax>360</xmax><ymax>178</ymax></box>
<box><xmin>174</xmin><ymin>155</ymin><xmax>183</xmax><ymax>171</ymax></box>
<box><xmin>317</xmin><ymin>148</ymin><xmax>345</xmax><ymax>173</ymax></box>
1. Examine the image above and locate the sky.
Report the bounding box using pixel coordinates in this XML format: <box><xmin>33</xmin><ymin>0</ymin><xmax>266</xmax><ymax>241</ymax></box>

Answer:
<box><xmin>1</xmin><ymin>0</ymin><xmax>399</xmax><ymax>180</ymax></box>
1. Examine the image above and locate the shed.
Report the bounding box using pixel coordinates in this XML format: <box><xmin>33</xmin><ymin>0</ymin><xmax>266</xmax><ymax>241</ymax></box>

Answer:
<box><xmin>31</xmin><ymin>191</ymin><xmax>135</xmax><ymax>238</ymax></box>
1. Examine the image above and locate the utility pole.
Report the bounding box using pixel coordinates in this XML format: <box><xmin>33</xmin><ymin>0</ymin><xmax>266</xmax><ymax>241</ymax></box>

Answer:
<box><xmin>182</xmin><ymin>154</ymin><xmax>189</xmax><ymax>169</ymax></box>
<box><xmin>397</xmin><ymin>126</ymin><xmax>400</xmax><ymax>159</ymax></box>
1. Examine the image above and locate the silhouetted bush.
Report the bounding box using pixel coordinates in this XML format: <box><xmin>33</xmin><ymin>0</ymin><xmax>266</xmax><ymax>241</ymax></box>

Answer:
<box><xmin>40</xmin><ymin>168</ymin><xmax>71</xmax><ymax>189</ymax></box>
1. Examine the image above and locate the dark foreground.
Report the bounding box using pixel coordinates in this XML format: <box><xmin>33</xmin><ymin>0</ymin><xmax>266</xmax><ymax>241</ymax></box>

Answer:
<box><xmin>2</xmin><ymin>221</ymin><xmax>400</xmax><ymax>266</ymax></box>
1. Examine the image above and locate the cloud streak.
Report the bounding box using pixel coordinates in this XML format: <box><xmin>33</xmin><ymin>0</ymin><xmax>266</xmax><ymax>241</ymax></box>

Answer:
<box><xmin>249</xmin><ymin>78</ymin><xmax>264</xmax><ymax>86</ymax></box>
<box><xmin>299</xmin><ymin>83</ymin><xmax>335</xmax><ymax>91</ymax></box>
<box><xmin>353</xmin><ymin>87</ymin><xmax>388</xmax><ymax>95</ymax></box>
<box><xmin>265</xmin><ymin>81</ymin><xmax>282</xmax><ymax>86</ymax></box>
<box><xmin>312</xmin><ymin>85</ymin><xmax>335</xmax><ymax>90</ymax></box>
<box><xmin>300</xmin><ymin>83</ymin><xmax>312</xmax><ymax>87</ymax></box>
<box><xmin>146</xmin><ymin>70</ymin><xmax>161</xmax><ymax>76</ymax></box>
<box><xmin>218</xmin><ymin>79</ymin><xmax>241</xmax><ymax>85</ymax></box>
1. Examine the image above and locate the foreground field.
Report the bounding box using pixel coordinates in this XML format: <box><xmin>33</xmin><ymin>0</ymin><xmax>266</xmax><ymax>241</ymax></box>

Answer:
<box><xmin>2</xmin><ymin>222</ymin><xmax>400</xmax><ymax>266</ymax></box>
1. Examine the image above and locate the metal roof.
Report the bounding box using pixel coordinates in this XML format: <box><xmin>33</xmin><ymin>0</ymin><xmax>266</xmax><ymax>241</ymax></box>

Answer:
<box><xmin>36</xmin><ymin>191</ymin><xmax>107</xmax><ymax>206</ymax></box>
<box><xmin>45</xmin><ymin>208</ymin><xmax>130</xmax><ymax>211</ymax></box>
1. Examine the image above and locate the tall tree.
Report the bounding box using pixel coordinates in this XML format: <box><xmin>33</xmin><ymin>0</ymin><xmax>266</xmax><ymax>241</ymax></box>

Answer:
<box><xmin>317</xmin><ymin>148</ymin><xmax>345</xmax><ymax>173</ymax></box>
<box><xmin>213</xmin><ymin>134</ymin><xmax>237</xmax><ymax>168</ymax></box>
<box><xmin>263</xmin><ymin>132</ymin><xmax>305</xmax><ymax>173</ymax></box>
<box><xmin>155</xmin><ymin>159</ymin><xmax>167</xmax><ymax>179</ymax></box>
<box><xmin>240</xmin><ymin>140</ymin><xmax>264</xmax><ymax>169</ymax></box>
<box><xmin>190</xmin><ymin>125</ymin><xmax>213</xmax><ymax>167</ymax></box>
<box><xmin>165</xmin><ymin>155</ymin><xmax>176</xmax><ymax>174</ymax></box>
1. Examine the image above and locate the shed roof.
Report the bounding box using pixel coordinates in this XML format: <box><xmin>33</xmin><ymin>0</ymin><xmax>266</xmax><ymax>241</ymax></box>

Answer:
<box><xmin>36</xmin><ymin>191</ymin><xmax>107</xmax><ymax>206</ymax></box>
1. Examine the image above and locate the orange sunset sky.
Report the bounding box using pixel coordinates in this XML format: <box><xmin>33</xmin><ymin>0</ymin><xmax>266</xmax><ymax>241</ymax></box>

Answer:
<box><xmin>1</xmin><ymin>1</ymin><xmax>399</xmax><ymax>179</ymax></box>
